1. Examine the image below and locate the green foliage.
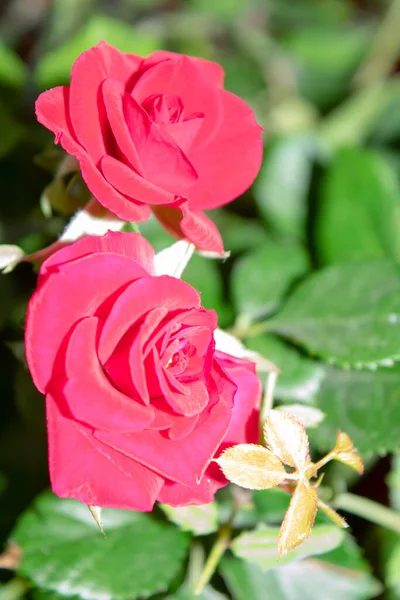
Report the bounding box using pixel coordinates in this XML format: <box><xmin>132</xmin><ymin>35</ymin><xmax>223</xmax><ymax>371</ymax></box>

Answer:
<box><xmin>0</xmin><ymin>98</ymin><xmax>23</xmax><ymax>158</ymax></box>
<box><xmin>254</xmin><ymin>134</ymin><xmax>318</xmax><ymax>238</ymax></box>
<box><xmin>232</xmin><ymin>241</ymin><xmax>309</xmax><ymax>320</ymax></box>
<box><xmin>246</xmin><ymin>335</ymin><xmax>324</xmax><ymax>403</ymax></box>
<box><xmin>282</xmin><ymin>26</ymin><xmax>371</xmax><ymax>109</ymax></box>
<box><xmin>36</xmin><ymin>15</ymin><xmax>162</xmax><ymax>88</ymax></box>
<box><xmin>12</xmin><ymin>492</ymin><xmax>190</xmax><ymax>600</ymax></box>
<box><xmin>2</xmin><ymin>1</ymin><xmax>400</xmax><ymax>598</ymax></box>
<box><xmin>231</xmin><ymin>524</ymin><xmax>344</xmax><ymax>570</ymax></box>
<box><xmin>0</xmin><ymin>42</ymin><xmax>27</xmax><ymax>89</ymax></box>
<box><xmin>221</xmin><ymin>537</ymin><xmax>382</xmax><ymax>600</ymax></box>
<box><xmin>317</xmin><ymin>147</ymin><xmax>400</xmax><ymax>264</ymax></box>
<box><xmin>269</xmin><ymin>260</ymin><xmax>400</xmax><ymax>368</ymax></box>
<box><xmin>159</xmin><ymin>503</ymin><xmax>219</xmax><ymax>536</ymax></box>
<box><xmin>312</xmin><ymin>366</ymin><xmax>400</xmax><ymax>456</ymax></box>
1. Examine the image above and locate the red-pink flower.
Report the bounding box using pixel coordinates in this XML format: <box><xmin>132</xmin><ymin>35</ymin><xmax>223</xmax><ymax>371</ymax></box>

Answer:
<box><xmin>35</xmin><ymin>42</ymin><xmax>263</xmax><ymax>253</ymax></box>
<box><xmin>25</xmin><ymin>232</ymin><xmax>261</xmax><ymax>510</ymax></box>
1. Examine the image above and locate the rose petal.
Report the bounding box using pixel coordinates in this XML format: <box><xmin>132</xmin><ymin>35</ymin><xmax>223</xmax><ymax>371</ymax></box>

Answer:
<box><xmin>148</xmin><ymin>400</ymin><xmax>200</xmax><ymax>440</ymax></box>
<box><xmin>123</xmin><ymin>94</ymin><xmax>198</xmax><ymax>194</ymax></box>
<box><xmin>100</xmin><ymin>155</ymin><xmax>175</xmax><ymax>206</ymax></box>
<box><xmin>46</xmin><ymin>392</ymin><xmax>164</xmax><ymax>510</ymax></box>
<box><xmin>180</xmin><ymin>205</ymin><xmax>225</xmax><ymax>253</ymax></box>
<box><xmin>69</xmin><ymin>42</ymin><xmax>141</xmax><ymax>162</ymax></box>
<box><xmin>40</xmin><ymin>230</ymin><xmax>155</xmax><ymax>280</ymax></box>
<box><xmin>101</xmin><ymin>79</ymin><xmax>144</xmax><ymax>173</ymax></box>
<box><xmin>35</xmin><ymin>86</ymin><xmax>78</xmax><ymax>146</ymax></box>
<box><xmin>152</xmin><ymin>203</ymin><xmax>224</xmax><ymax>253</ymax></box>
<box><xmin>36</xmin><ymin>88</ymin><xmax>151</xmax><ymax>222</ymax></box>
<box><xmin>98</xmin><ymin>275</ymin><xmax>200</xmax><ymax>363</ymax></box>
<box><xmin>80</xmin><ymin>155</ymin><xmax>151</xmax><ymax>222</ymax></box>
<box><xmin>215</xmin><ymin>351</ymin><xmax>261</xmax><ymax>446</ymax></box>
<box><xmin>137</xmin><ymin>51</ymin><xmax>224</xmax><ymax>88</ymax></box>
<box><xmin>107</xmin><ymin>306</ymin><xmax>168</xmax><ymax>405</ymax></box>
<box><xmin>57</xmin><ymin>316</ymin><xmax>155</xmax><ymax>431</ymax></box>
<box><xmin>157</xmin><ymin>471</ymin><xmax>224</xmax><ymax>506</ymax></box>
<box><xmin>188</xmin><ymin>90</ymin><xmax>263</xmax><ymax>210</ymax></box>
<box><xmin>133</xmin><ymin>55</ymin><xmax>222</xmax><ymax>149</ymax></box>
<box><xmin>161</xmin><ymin>116</ymin><xmax>204</xmax><ymax>155</ymax></box>
<box><xmin>95</xmin><ymin>398</ymin><xmax>231</xmax><ymax>487</ymax></box>
<box><xmin>26</xmin><ymin>253</ymin><xmax>147</xmax><ymax>393</ymax></box>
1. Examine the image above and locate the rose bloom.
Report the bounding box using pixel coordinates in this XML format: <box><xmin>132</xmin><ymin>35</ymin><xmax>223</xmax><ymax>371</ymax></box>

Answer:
<box><xmin>35</xmin><ymin>42</ymin><xmax>263</xmax><ymax>253</ymax></box>
<box><xmin>25</xmin><ymin>232</ymin><xmax>261</xmax><ymax>510</ymax></box>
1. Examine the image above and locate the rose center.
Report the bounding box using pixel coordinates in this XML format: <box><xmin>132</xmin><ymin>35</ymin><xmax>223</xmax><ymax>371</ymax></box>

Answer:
<box><xmin>165</xmin><ymin>338</ymin><xmax>192</xmax><ymax>375</ymax></box>
<box><xmin>142</xmin><ymin>93</ymin><xmax>184</xmax><ymax>125</ymax></box>
<box><xmin>142</xmin><ymin>93</ymin><xmax>205</xmax><ymax>153</ymax></box>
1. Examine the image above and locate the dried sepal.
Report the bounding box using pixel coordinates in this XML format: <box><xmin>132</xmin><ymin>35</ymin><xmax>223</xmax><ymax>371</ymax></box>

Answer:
<box><xmin>264</xmin><ymin>409</ymin><xmax>310</xmax><ymax>471</ymax></box>
<box><xmin>0</xmin><ymin>542</ymin><xmax>21</xmax><ymax>570</ymax></box>
<box><xmin>278</xmin><ymin>479</ymin><xmax>317</xmax><ymax>557</ymax></box>
<box><xmin>215</xmin><ymin>444</ymin><xmax>287</xmax><ymax>490</ymax></box>
<box><xmin>317</xmin><ymin>498</ymin><xmax>348</xmax><ymax>529</ymax></box>
<box><xmin>88</xmin><ymin>505</ymin><xmax>106</xmax><ymax>537</ymax></box>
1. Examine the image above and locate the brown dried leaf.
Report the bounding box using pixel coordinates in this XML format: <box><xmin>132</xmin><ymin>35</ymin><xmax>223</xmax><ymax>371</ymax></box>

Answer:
<box><xmin>278</xmin><ymin>479</ymin><xmax>318</xmax><ymax>557</ymax></box>
<box><xmin>264</xmin><ymin>409</ymin><xmax>310</xmax><ymax>471</ymax></box>
<box><xmin>0</xmin><ymin>543</ymin><xmax>21</xmax><ymax>570</ymax></box>
<box><xmin>317</xmin><ymin>498</ymin><xmax>348</xmax><ymax>529</ymax></box>
<box><xmin>215</xmin><ymin>444</ymin><xmax>287</xmax><ymax>490</ymax></box>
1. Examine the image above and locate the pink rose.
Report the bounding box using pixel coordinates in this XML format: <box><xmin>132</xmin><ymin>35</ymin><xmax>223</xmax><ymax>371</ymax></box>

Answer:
<box><xmin>35</xmin><ymin>42</ymin><xmax>263</xmax><ymax>253</ymax></box>
<box><xmin>25</xmin><ymin>231</ymin><xmax>261</xmax><ymax>509</ymax></box>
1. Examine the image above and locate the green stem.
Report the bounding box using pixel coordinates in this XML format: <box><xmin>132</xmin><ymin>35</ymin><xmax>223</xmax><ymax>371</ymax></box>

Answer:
<box><xmin>334</xmin><ymin>492</ymin><xmax>400</xmax><ymax>535</ymax></box>
<box><xmin>187</xmin><ymin>541</ymin><xmax>205</xmax><ymax>594</ymax></box>
<box><xmin>0</xmin><ymin>578</ymin><xmax>30</xmax><ymax>600</ymax></box>
<box><xmin>244</xmin><ymin>319</ymin><xmax>274</xmax><ymax>339</ymax></box>
<box><xmin>353</xmin><ymin>0</ymin><xmax>400</xmax><ymax>89</ymax></box>
<box><xmin>125</xmin><ymin>222</ymin><xmax>141</xmax><ymax>233</ymax></box>
<box><xmin>193</xmin><ymin>523</ymin><xmax>232</xmax><ymax>596</ymax></box>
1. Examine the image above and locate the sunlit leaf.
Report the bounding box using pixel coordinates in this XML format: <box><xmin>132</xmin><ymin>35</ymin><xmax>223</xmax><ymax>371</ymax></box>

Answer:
<box><xmin>278</xmin><ymin>479</ymin><xmax>318</xmax><ymax>556</ymax></box>
<box><xmin>231</xmin><ymin>240</ymin><xmax>309</xmax><ymax>320</ymax></box>
<box><xmin>159</xmin><ymin>503</ymin><xmax>218</xmax><ymax>536</ymax></box>
<box><xmin>215</xmin><ymin>444</ymin><xmax>287</xmax><ymax>490</ymax></box>
<box><xmin>276</xmin><ymin>404</ymin><xmax>325</xmax><ymax>428</ymax></box>
<box><xmin>335</xmin><ymin>431</ymin><xmax>354</xmax><ymax>453</ymax></box>
<box><xmin>312</xmin><ymin>365</ymin><xmax>400</xmax><ymax>455</ymax></box>
<box><xmin>333</xmin><ymin>452</ymin><xmax>364</xmax><ymax>475</ymax></box>
<box><xmin>13</xmin><ymin>491</ymin><xmax>189</xmax><ymax>600</ymax></box>
<box><xmin>332</xmin><ymin>432</ymin><xmax>364</xmax><ymax>474</ymax></box>
<box><xmin>264</xmin><ymin>409</ymin><xmax>310</xmax><ymax>470</ymax></box>
<box><xmin>0</xmin><ymin>245</ymin><xmax>25</xmax><ymax>273</ymax></box>
<box><xmin>231</xmin><ymin>523</ymin><xmax>343</xmax><ymax>571</ymax></box>
<box><xmin>214</xmin><ymin>329</ymin><xmax>279</xmax><ymax>373</ymax></box>
<box><xmin>154</xmin><ymin>241</ymin><xmax>195</xmax><ymax>278</ymax></box>
<box><xmin>221</xmin><ymin>545</ymin><xmax>382</xmax><ymax>600</ymax></box>
<box><xmin>269</xmin><ymin>260</ymin><xmax>400</xmax><ymax>368</ymax></box>
<box><xmin>246</xmin><ymin>335</ymin><xmax>325</xmax><ymax>403</ymax></box>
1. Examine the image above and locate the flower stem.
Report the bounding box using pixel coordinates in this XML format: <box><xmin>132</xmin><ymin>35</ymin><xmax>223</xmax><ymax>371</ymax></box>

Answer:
<box><xmin>187</xmin><ymin>541</ymin><xmax>205</xmax><ymax>594</ymax></box>
<box><xmin>0</xmin><ymin>578</ymin><xmax>30</xmax><ymax>600</ymax></box>
<box><xmin>193</xmin><ymin>523</ymin><xmax>232</xmax><ymax>596</ymax></box>
<box><xmin>312</xmin><ymin>451</ymin><xmax>336</xmax><ymax>473</ymax></box>
<box><xmin>353</xmin><ymin>0</ymin><xmax>400</xmax><ymax>89</ymax></box>
<box><xmin>245</xmin><ymin>320</ymin><xmax>274</xmax><ymax>338</ymax></box>
<box><xmin>334</xmin><ymin>492</ymin><xmax>400</xmax><ymax>535</ymax></box>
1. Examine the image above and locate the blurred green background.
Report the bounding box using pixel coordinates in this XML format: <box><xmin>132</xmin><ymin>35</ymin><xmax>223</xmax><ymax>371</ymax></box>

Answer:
<box><xmin>2</xmin><ymin>0</ymin><xmax>400</xmax><ymax>597</ymax></box>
